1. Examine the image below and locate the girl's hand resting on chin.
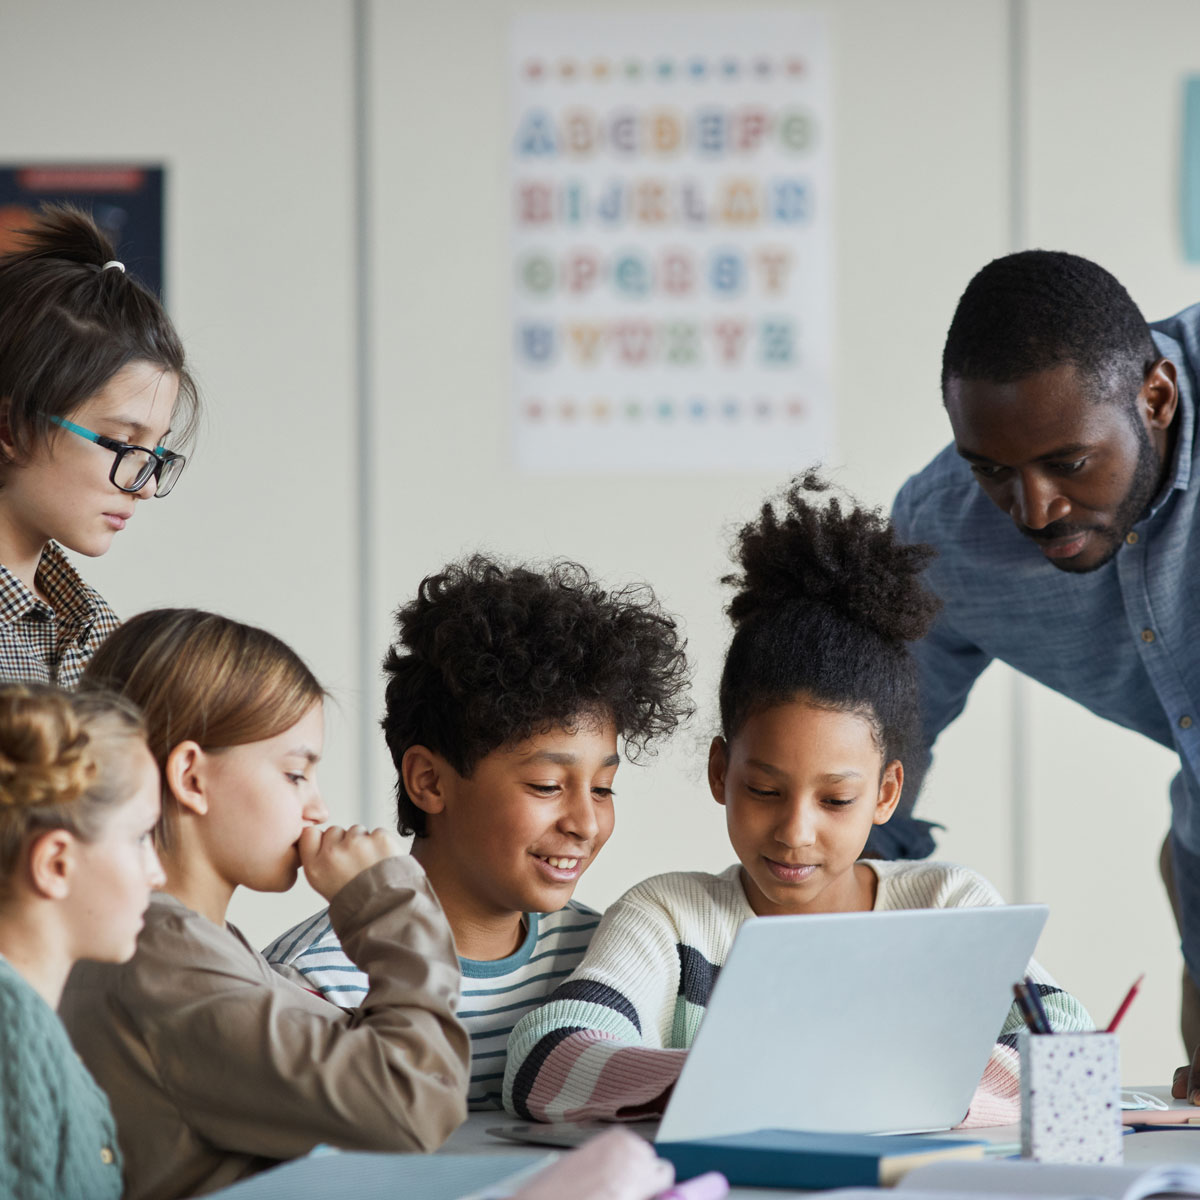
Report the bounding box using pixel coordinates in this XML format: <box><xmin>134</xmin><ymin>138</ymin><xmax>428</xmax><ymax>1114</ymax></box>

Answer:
<box><xmin>299</xmin><ymin>825</ymin><xmax>405</xmax><ymax>900</ymax></box>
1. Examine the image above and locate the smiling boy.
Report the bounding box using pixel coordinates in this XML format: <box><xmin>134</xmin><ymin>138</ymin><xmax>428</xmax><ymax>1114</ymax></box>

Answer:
<box><xmin>265</xmin><ymin>555</ymin><xmax>690</xmax><ymax>1109</ymax></box>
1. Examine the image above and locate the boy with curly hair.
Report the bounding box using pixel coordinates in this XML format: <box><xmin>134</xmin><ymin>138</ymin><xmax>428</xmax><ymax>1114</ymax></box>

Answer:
<box><xmin>265</xmin><ymin>555</ymin><xmax>691</xmax><ymax>1109</ymax></box>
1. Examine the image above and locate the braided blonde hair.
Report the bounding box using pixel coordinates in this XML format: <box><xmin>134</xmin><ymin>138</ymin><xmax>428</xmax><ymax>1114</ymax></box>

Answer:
<box><xmin>0</xmin><ymin>684</ymin><xmax>147</xmax><ymax>890</ymax></box>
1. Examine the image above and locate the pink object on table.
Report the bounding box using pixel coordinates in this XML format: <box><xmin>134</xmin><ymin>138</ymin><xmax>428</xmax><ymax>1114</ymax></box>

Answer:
<box><xmin>653</xmin><ymin>1169</ymin><xmax>731</xmax><ymax>1200</ymax></box>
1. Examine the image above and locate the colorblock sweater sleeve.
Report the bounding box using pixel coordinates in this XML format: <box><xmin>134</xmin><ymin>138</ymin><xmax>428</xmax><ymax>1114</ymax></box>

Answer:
<box><xmin>61</xmin><ymin>856</ymin><xmax>470</xmax><ymax>1200</ymax></box>
<box><xmin>868</xmin><ymin>860</ymin><xmax>1095</xmax><ymax>1128</ymax></box>
<box><xmin>504</xmin><ymin>869</ymin><xmax>749</xmax><ymax>1123</ymax></box>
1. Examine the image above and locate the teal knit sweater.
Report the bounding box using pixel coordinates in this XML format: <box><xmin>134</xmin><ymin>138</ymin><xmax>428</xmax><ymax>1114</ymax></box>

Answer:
<box><xmin>0</xmin><ymin>956</ymin><xmax>122</xmax><ymax>1200</ymax></box>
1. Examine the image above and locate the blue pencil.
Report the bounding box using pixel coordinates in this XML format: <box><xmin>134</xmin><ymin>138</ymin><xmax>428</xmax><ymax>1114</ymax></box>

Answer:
<box><xmin>1024</xmin><ymin>977</ymin><xmax>1053</xmax><ymax>1034</ymax></box>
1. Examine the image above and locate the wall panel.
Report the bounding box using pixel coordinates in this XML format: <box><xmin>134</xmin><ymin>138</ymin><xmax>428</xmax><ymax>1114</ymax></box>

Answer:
<box><xmin>0</xmin><ymin>0</ymin><xmax>360</xmax><ymax>945</ymax></box>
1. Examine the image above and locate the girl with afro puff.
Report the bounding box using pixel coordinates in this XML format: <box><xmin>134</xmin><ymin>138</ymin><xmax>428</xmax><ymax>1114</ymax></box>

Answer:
<box><xmin>503</xmin><ymin>473</ymin><xmax>1093</xmax><ymax>1129</ymax></box>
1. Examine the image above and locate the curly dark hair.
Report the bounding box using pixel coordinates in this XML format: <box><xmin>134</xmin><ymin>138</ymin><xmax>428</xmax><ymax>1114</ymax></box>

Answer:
<box><xmin>719</xmin><ymin>472</ymin><xmax>941</xmax><ymax>767</ymax></box>
<box><xmin>941</xmin><ymin>249</ymin><xmax>1158</xmax><ymax>404</ymax></box>
<box><xmin>383</xmin><ymin>555</ymin><xmax>692</xmax><ymax>837</ymax></box>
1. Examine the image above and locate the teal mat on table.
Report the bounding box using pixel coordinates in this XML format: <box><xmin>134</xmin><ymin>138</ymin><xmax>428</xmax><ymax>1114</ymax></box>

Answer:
<box><xmin>208</xmin><ymin>1151</ymin><xmax>553</xmax><ymax>1199</ymax></box>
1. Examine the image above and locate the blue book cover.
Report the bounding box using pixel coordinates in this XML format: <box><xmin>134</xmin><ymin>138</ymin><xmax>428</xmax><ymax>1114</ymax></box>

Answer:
<box><xmin>655</xmin><ymin>1129</ymin><xmax>986</xmax><ymax>1188</ymax></box>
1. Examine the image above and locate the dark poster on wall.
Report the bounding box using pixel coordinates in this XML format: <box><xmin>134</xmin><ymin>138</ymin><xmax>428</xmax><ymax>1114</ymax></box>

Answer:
<box><xmin>0</xmin><ymin>165</ymin><xmax>165</xmax><ymax>297</ymax></box>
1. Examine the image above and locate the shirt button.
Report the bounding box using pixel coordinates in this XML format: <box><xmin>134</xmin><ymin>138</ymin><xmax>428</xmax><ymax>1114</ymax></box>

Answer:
<box><xmin>1182</xmin><ymin>716</ymin><xmax>1194</xmax><ymax>730</ymax></box>
<box><xmin>1142</xmin><ymin>629</ymin><xmax>1156</xmax><ymax>643</ymax></box>
<box><xmin>100</xmin><ymin>1148</ymin><xmax>115</xmax><ymax>1165</ymax></box>
<box><xmin>1126</xmin><ymin>531</ymin><xmax>1140</xmax><ymax>545</ymax></box>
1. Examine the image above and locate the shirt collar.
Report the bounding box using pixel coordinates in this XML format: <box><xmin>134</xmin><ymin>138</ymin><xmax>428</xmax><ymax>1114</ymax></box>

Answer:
<box><xmin>1148</xmin><ymin>329</ymin><xmax>1195</xmax><ymax>515</ymax></box>
<box><xmin>0</xmin><ymin>543</ymin><xmax>99</xmax><ymax>629</ymax></box>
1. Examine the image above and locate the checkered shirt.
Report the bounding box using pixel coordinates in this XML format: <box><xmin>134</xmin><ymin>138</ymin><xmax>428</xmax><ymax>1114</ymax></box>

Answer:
<box><xmin>0</xmin><ymin>543</ymin><xmax>120</xmax><ymax>690</ymax></box>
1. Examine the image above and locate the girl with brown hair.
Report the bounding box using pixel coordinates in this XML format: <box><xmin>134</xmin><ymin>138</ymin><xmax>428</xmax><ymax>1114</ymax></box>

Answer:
<box><xmin>0</xmin><ymin>683</ymin><xmax>162</xmax><ymax>1200</ymax></box>
<box><xmin>61</xmin><ymin>609</ymin><xmax>469</xmax><ymax>1200</ymax></box>
<box><xmin>0</xmin><ymin>205</ymin><xmax>199</xmax><ymax>686</ymax></box>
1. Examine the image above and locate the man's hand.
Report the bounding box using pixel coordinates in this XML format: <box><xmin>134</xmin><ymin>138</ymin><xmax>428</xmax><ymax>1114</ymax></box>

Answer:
<box><xmin>1171</xmin><ymin>1045</ymin><xmax>1200</xmax><ymax>1104</ymax></box>
<box><xmin>299</xmin><ymin>825</ymin><xmax>404</xmax><ymax>901</ymax></box>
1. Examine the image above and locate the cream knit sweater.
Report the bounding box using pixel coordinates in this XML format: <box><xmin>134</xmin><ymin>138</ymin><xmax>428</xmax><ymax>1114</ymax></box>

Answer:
<box><xmin>503</xmin><ymin>860</ymin><xmax>1093</xmax><ymax>1127</ymax></box>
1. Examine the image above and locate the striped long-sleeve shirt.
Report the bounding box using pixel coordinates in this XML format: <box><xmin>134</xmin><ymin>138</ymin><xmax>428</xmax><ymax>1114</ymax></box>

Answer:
<box><xmin>264</xmin><ymin>899</ymin><xmax>600</xmax><ymax>1110</ymax></box>
<box><xmin>503</xmin><ymin>860</ymin><xmax>1093</xmax><ymax>1127</ymax></box>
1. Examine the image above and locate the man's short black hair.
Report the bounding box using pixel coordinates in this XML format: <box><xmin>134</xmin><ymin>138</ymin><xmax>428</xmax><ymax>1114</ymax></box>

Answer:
<box><xmin>382</xmin><ymin>555</ymin><xmax>692</xmax><ymax>837</ymax></box>
<box><xmin>941</xmin><ymin>250</ymin><xmax>1158</xmax><ymax>402</ymax></box>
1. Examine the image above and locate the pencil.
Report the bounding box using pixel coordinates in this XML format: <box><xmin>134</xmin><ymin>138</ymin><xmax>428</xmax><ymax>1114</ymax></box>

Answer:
<box><xmin>1012</xmin><ymin>982</ymin><xmax>1047</xmax><ymax>1034</ymax></box>
<box><xmin>1105</xmin><ymin>973</ymin><xmax>1145</xmax><ymax>1033</ymax></box>
<box><xmin>1025</xmin><ymin>976</ymin><xmax>1052</xmax><ymax>1033</ymax></box>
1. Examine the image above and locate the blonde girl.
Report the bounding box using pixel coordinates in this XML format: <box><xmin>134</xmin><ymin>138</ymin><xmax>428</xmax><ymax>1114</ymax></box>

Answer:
<box><xmin>0</xmin><ymin>683</ymin><xmax>162</xmax><ymax>1200</ymax></box>
<box><xmin>62</xmin><ymin>609</ymin><xmax>469</xmax><ymax>1200</ymax></box>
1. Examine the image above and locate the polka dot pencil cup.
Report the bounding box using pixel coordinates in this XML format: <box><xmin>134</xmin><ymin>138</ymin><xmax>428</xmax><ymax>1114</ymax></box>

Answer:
<box><xmin>1019</xmin><ymin>1031</ymin><xmax>1122</xmax><ymax>1164</ymax></box>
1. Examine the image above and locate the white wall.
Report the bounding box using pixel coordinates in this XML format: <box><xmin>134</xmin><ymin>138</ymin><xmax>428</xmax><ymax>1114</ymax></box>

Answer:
<box><xmin>0</xmin><ymin>0</ymin><xmax>360</xmax><ymax>938</ymax></box>
<box><xmin>2</xmin><ymin>0</ymin><xmax>1197</xmax><ymax>1085</ymax></box>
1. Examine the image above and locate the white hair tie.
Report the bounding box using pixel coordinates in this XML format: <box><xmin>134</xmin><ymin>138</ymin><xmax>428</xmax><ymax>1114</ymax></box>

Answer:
<box><xmin>101</xmin><ymin>260</ymin><xmax>125</xmax><ymax>273</ymax></box>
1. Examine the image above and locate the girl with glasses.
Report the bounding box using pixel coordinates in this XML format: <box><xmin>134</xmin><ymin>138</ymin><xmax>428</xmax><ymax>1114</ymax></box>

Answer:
<box><xmin>0</xmin><ymin>205</ymin><xmax>198</xmax><ymax>688</ymax></box>
<box><xmin>0</xmin><ymin>683</ymin><xmax>163</xmax><ymax>1200</ymax></box>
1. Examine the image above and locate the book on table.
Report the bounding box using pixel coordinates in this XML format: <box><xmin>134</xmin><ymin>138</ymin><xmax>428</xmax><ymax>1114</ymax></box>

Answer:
<box><xmin>653</xmin><ymin>1128</ymin><xmax>987</xmax><ymax>1188</ymax></box>
<box><xmin>820</xmin><ymin>1158</ymin><xmax>1200</xmax><ymax>1199</ymax></box>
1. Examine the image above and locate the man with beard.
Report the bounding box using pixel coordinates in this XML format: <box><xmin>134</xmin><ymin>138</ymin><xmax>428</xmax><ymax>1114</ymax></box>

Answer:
<box><xmin>874</xmin><ymin>250</ymin><xmax>1200</xmax><ymax>1088</ymax></box>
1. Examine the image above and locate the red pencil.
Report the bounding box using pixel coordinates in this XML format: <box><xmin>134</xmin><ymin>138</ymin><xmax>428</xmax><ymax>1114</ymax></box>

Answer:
<box><xmin>1105</xmin><ymin>973</ymin><xmax>1145</xmax><ymax>1033</ymax></box>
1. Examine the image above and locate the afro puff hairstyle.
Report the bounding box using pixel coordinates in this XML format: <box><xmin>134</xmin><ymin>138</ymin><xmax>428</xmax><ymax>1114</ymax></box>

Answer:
<box><xmin>941</xmin><ymin>249</ymin><xmax>1158</xmax><ymax>403</ymax></box>
<box><xmin>719</xmin><ymin>472</ymin><xmax>941</xmax><ymax>768</ymax></box>
<box><xmin>383</xmin><ymin>555</ymin><xmax>692</xmax><ymax>837</ymax></box>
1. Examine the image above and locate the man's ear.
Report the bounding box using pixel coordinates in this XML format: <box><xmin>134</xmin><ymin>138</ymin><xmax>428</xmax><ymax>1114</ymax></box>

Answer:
<box><xmin>1143</xmin><ymin>358</ymin><xmax>1178</xmax><ymax>431</ymax></box>
<box><xmin>26</xmin><ymin>828</ymin><xmax>77</xmax><ymax>900</ymax></box>
<box><xmin>402</xmin><ymin>746</ymin><xmax>450</xmax><ymax>818</ymax></box>
<box><xmin>873</xmin><ymin>760</ymin><xmax>904</xmax><ymax>826</ymax></box>
<box><xmin>707</xmin><ymin>737</ymin><xmax>730</xmax><ymax>807</ymax></box>
<box><xmin>165</xmin><ymin>741</ymin><xmax>209</xmax><ymax>817</ymax></box>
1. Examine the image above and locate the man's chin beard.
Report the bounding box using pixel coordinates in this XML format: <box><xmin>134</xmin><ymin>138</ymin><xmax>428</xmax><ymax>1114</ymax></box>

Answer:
<box><xmin>1038</xmin><ymin>416</ymin><xmax>1163</xmax><ymax>574</ymax></box>
<box><xmin>1041</xmin><ymin>529</ymin><xmax>1122</xmax><ymax>574</ymax></box>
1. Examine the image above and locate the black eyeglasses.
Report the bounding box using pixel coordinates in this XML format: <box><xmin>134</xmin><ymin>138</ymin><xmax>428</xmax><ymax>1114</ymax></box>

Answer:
<box><xmin>50</xmin><ymin>416</ymin><xmax>187</xmax><ymax>497</ymax></box>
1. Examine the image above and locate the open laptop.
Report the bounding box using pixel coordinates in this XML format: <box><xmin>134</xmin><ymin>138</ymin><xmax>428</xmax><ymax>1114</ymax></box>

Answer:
<box><xmin>490</xmin><ymin>903</ymin><xmax>1048</xmax><ymax>1147</ymax></box>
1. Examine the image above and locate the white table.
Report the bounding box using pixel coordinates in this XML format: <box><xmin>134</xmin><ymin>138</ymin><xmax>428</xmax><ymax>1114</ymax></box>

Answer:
<box><xmin>440</xmin><ymin>1093</ymin><xmax>1200</xmax><ymax>1198</ymax></box>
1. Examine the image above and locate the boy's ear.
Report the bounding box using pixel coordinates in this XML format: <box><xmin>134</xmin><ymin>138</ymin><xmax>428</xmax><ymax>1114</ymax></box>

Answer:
<box><xmin>707</xmin><ymin>737</ymin><xmax>730</xmax><ymax>806</ymax></box>
<box><xmin>26</xmin><ymin>828</ymin><xmax>78</xmax><ymax>901</ymax></box>
<box><xmin>402</xmin><ymin>745</ymin><xmax>449</xmax><ymax>817</ymax></box>
<box><xmin>873</xmin><ymin>760</ymin><xmax>904</xmax><ymax>826</ymax></box>
<box><xmin>165</xmin><ymin>741</ymin><xmax>209</xmax><ymax>817</ymax></box>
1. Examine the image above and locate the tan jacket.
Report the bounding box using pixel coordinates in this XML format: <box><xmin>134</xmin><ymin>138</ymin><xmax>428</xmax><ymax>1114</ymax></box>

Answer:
<box><xmin>60</xmin><ymin>856</ymin><xmax>470</xmax><ymax>1200</ymax></box>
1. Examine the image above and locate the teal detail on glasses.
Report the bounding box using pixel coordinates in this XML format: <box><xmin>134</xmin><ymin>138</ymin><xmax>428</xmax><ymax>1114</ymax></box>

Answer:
<box><xmin>50</xmin><ymin>415</ymin><xmax>167</xmax><ymax>455</ymax></box>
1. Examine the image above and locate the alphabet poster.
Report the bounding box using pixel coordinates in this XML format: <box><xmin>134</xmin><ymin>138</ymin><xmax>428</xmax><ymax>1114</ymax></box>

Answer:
<box><xmin>511</xmin><ymin>11</ymin><xmax>832</xmax><ymax>472</ymax></box>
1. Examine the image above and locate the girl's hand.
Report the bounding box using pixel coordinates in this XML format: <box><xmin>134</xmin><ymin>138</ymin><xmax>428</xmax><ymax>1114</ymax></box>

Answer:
<box><xmin>298</xmin><ymin>825</ymin><xmax>404</xmax><ymax>900</ymax></box>
<box><xmin>512</xmin><ymin>1128</ymin><xmax>678</xmax><ymax>1200</ymax></box>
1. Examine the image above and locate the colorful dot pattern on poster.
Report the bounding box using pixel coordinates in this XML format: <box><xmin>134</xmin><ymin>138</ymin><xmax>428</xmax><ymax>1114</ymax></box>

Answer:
<box><xmin>510</xmin><ymin>13</ymin><xmax>832</xmax><ymax>473</ymax></box>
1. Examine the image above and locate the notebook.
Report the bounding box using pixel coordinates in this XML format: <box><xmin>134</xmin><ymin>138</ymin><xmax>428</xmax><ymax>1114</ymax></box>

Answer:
<box><xmin>823</xmin><ymin>1158</ymin><xmax>1200</xmax><ymax>1198</ymax></box>
<box><xmin>205</xmin><ymin>1151</ymin><xmax>554</xmax><ymax>1200</ymax></box>
<box><xmin>654</xmin><ymin>1127</ymin><xmax>985</xmax><ymax>1188</ymax></box>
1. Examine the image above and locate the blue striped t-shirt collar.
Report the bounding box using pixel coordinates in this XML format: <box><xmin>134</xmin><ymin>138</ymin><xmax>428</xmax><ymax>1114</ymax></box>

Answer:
<box><xmin>460</xmin><ymin>912</ymin><xmax>542</xmax><ymax>979</ymax></box>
